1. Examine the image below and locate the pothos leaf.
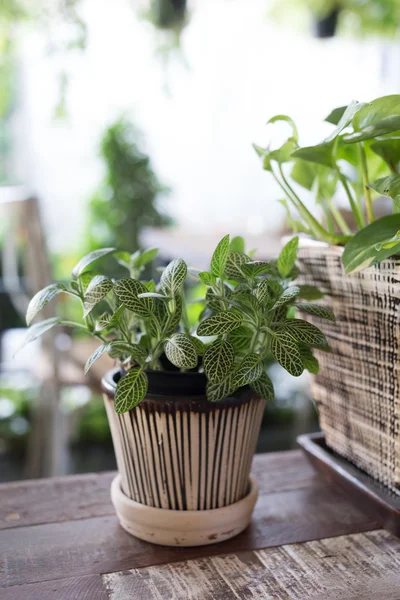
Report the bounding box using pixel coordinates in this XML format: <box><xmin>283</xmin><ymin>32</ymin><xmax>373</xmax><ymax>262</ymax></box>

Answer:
<box><xmin>211</xmin><ymin>234</ymin><xmax>230</xmax><ymax>278</ymax></box>
<box><xmin>160</xmin><ymin>258</ymin><xmax>187</xmax><ymax>296</ymax></box>
<box><xmin>296</xmin><ymin>303</ymin><xmax>335</xmax><ymax>321</ymax></box>
<box><xmin>83</xmin><ymin>275</ymin><xmax>113</xmax><ymax>317</ymax></box>
<box><xmin>26</xmin><ymin>283</ymin><xmax>67</xmax><ymax>326</ymax></box>
<box><xmin>233</xmin><ymin>353</ymin><xmax>263</xmax><ymax>387</ymax></box>
<box><xmin>84</xmin><ymin>343</ymin><xmax>110</xmax><ymax>375</ymax></box>
<box><xmin>251</xmin><ymin>372</ymin><xmax>274</xmax><ymax>402</ymax></box>
<box><xmin>197</xmin><ymin>311</ymin><xmax>243</xmax><ymax>336</ymax></box>
<box><xmin>277</xmin><ymin>236</ymin><xmax>299</xmax><ymax>278</ymax></box>
<box><xmin>270</xmin><ymin>333</ymin><xmax>304</xmax><ymax>377</ymax></box>
<box><xmin>114</xmin><ymin>368</ymin><xmax>148</xmax><ymax>413</ymax></box>
<box><xmin>72</xmin><ymin>248</ymin><xmax>115</xmax><ymax>278</ymax></box>
<box><xmin>206</xmin><ymin>375</ymin><xmax>237</xmax><ymax>402</ymax></box>
<box><xmin>203</xmin><ymin>338</ymin><xmax>235</xmax><ymax>383</ymax></box>
<box><xmin>164</xmin><ymin>333</ymin><xmax>198</xmax><ymax>369</ymax></box>
<box><xmin>114</xmin><ymin>278</ymin><xmax>154</xmax><ymax>317</ymax></box>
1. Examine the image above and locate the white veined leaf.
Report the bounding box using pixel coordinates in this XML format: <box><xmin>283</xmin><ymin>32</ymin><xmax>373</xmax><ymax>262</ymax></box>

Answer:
<box><xmin>270</xmin><ymin>333</ymin><xmax>304</xmax><ymax>377</ymax></box>
<box><xmin>203</xmin><ymin>338</ymin><xmax>235</xmax><ymax>383</ymax></box>
<box><xmin>164</xmin><ymin>295</ymin><xmax>183</xmax><ymax>335</ymax></box>
<box><xmin>271</xmin><ymin>286</ymin><xmax>300</xmax><ymax>310</ymax></box>
<box><xmin>251</xmin><ymin>372</ymin><xmax>275</xmax><ymax>402</ymax></box>
<box><xmin>268</xmin><ymin>280</ymin><xmax>284</xmax><ymax>299</ymax></box>
<box><xmin>83</xmin><ymin>275</ymin><xmax>113</xmax><ymax>317</ymax></box>
<box><xmin>276</xmin><ymin>319</ymin><xmax>327</xmax><ymax>347</ymax></box>
<box><xmin>190</xmin><ymin>336</ymin><xmax>206</xmax><ymax>356</ymax></box>
<box><xmin>108</xmin><ymin>341</ymin><xmax>148</xmax><ymax>363</ymax></box>
<box><xmin>15</xmin><ymin>317</ymin><xmax>62</xmax><ymax>355</ymax></box>
<box><xmin>206</xmin><ymin>375</ymin><xmax>237</xmax><ymax>402</ymax></box>
<box><xmin>84</xmin><ymin>343</ymin><xmax>110</xmax><ymax>375</ymax></box>
<box><xmin>26</xmin><ymin>283</ymin><xmax>67</xmax><ymax>326</ymax></box>
<box><xmin>241</xmin><ymin>261</ymin><xmax>272</xmax><ymax>279</ymax></box>
<box><xmin>233</xmin><ymin>353</ymin><xmax>263</xmax><ymax>388</ymax></box>
<box><xmin>108</xmin><ymin>304</ymin><xmax>127</xmax><ymax>328</ymax></box>
<box><xmin>229</xmin><ymin>325</ymin><xmax>253</xmax><ymax>352</ymax></box>
<box><xmin>138</xmin><ymin>292</ymin><xmax>170</xmax><ymax>300</ymax></box>
<box><xmin>211</xmin><ymin>234</ymin><xmax>230</xmax><ymax>278</ymax></box>
<box><xmin>296</xmin><ymin>303</ymin><xmax>335</xmax><ymax>322</ymax></box>
<box><xmin>114</xmin><ymin>278</ymin><xmax>154</xmax><ymax>317</ymax></box>
<box><xmin>114</xmin><ymin>368</ymin><xmax>148</xmax><ymax>413</ymax></box>
<box><xmin>255</xmin><ymin>279</ymin><xmax>270</xmax><ymax>305</ymax></box>
<box><xmin>160</xmin><ymin>258</ymin><xmax>187</xmax><ymax>296</ymax></box>
<box><xmin>197</xmin><ymin>311</ymin><xmax>243</xmax><ymax>336</ymax></box>
<box><xmin>72</xmin><ymin>248</ymin><xmax>115</xmax><ymax>278</ymax></box>
<box><xmin>297</xmin><ymin>285</ymin><xmax>324</xmax><ymax>301</ymax></box>
<box><xmin>277</xmin><ymin>236</ymin><xmax>299</xmax><ymax>278</ymax></box>
<box><xmin>224</xmin><ymin>251</ymin><xmax>248</xmax><ymax>280</ymax></box>
<box><xmin>234</xmin><ymin>292</ymin><xmax>260</xmax><ymax>315</ymax></box>
<box><xmin>299</xmin><ymin>344</ymin><xmax>320</xmax><ymax>374</ymax></box>
<box><xmin>164</xmin><ymin>333</ymin><xmax>198</xmax><ymax>369</ymax></box>
<box><xmin>95</xmin><ymin>312</ymin><xmax>112</xmax><ymax>331</ymax></box>
<box><xmin>198</xmin><ymin>271</ymin><xmax>216</xmax><ymax>286</ymax></box>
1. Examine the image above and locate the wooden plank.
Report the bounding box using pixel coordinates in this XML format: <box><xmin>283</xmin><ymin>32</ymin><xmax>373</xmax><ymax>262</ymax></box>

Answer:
<box><xmin>0</xmin><ymin>451</ymin><xmax>319</xmax><ymax>532</ymax></box>
<box><xmin>2</xmin><ymin>575</ymin><xmax>108</xmax><ymax>600</ymax></box>
<box><xmin>0</xmin><ymin>485</ymin><xmax>380</xmax><ymax>588</ymax></box>
<box><xmin>103</xmin><ymin>530</ymin><xmax>400</xmax><ymax>600</ymax></box>
<box><xmin>0</xmin><ymin>472</ymin><xmax>114</xmax><ymax>531</ymax></box>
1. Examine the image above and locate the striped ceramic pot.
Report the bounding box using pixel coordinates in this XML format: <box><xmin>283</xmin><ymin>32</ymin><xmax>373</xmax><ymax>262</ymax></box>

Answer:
<box><xmin>297</xmin><ymin>242</ymin><xmax>400</xmax><ymax>496</ymax></box>
<box><xmin>102</xmin><ymin>369</ymin><xmax>264</xmax><ymax>547</ymax></box>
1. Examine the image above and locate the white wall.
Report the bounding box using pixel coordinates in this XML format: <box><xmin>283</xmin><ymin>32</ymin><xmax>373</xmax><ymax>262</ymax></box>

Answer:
<box><xmin>13</xmin><ymin>0</ymin><xmax>400</xmax><ymax>251</ymax></box>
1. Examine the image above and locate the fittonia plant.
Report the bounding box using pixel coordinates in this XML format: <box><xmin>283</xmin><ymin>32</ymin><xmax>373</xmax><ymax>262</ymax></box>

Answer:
<box><xmin>255</xmin><ymin>95</ymin><xmax>400</xmax><ymax>273</ymax></box>
<box><xmin>19</xmin><ymin>236</ymin><xmax>331</xmax><ymax>412</ymax></box>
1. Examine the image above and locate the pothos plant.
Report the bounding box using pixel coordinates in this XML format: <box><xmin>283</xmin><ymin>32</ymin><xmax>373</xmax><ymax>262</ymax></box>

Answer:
<box><xmin>255</xmin><ymin>95</ymin><xmax>400</xmax><ymax>273</ymax></box>
<box><xmin>19</xmin><ymin>235</ymin><xmax>332</xmax><ymax>413</ymax></box>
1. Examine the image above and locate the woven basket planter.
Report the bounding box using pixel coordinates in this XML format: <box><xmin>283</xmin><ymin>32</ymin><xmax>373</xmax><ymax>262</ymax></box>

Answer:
<box><xmin>297</xmin><ymin>243</ymin><xmax>400</xmax><ymax>495</ymax></box>
<box><xmin>102</xmin><ymin>369</ymin><xmax>264</xmax><ymax>546</ymax></box>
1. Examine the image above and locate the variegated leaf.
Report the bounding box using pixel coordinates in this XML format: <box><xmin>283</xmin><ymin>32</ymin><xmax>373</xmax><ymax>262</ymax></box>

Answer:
<box><xmin>72</xmin><ymin>248</ymin><xmax>115</xmax><ymax>278</ymax></box>
<box><xmin>251</xmin><ymin>372</ymin><xmax>275</xmax><ymax>401</ymax></box>
<box><xmin>203</xmin><ymin>338</ymin><xmax>235</xmax><ymax>383</ymax></box>
<box><xmin>164</xmin><ymin>333</ymin><xmax>198</xmax><ymax>369</ymax></box>
<box><xmin>197</xmin><ymin>311</ymin><xmax>243</xmax><ymax>336</ymax></box>
<box><xmin>114</xmin><ymin>368</ymin><xmax>148</xmax><ymax>413</ymax></box>
<box><xmin>255</xmin><ymin>279</ymin><xmax>270</xmax><ymax>305</ymax></box>
<box><xmin>26</xmin><ymin>283</ymin><xmax>66</xmax><ymax>326</ymax></box>
<box><xmin>160</xmin><ymin>258</ymin><xmax>187</xmax><ymax>296</ymax></box>
<box><xmin>83</xmin><ymin>275</ymin><xmax>113</xmax><ymax>317</ymax></box>
<box><xmin>270</xmin><ymin>333</ymin><xmax>304</xmax><ymax>377</ymax></box>
<box><xmin>224</xmin><ymin>251</ymin><xmax>248</xmax><ymax>280</ymax></box>
<box><xmin>84</xmin><ymin>343</ymin><xmax>110</xmax><ymax>375</ymax></box>
<box><xmin>233</xmin><ymin>353</ymin><xmax>263</xmax><ymax>387</ymax></box>
<box><xmin>211</xmin><ymin>234</ymin><xmax>230</xmax><ymax>278</ymax></box>
<box><xmin>114</xmin><ymin>278</ymin><xmax>154</xmax><ymax>317</ymax></box>
<box><xmin>271</xmin><ymin>286</ymin><xmax>300</xmax><ymax>310</ymax></box>
<box><xmin>296</xmin><ymin>303</ymin><xmax>335</xmax><ymax>321</ymax></box>
<box><xmin>277</xmin><ymin>319</ymin><xmax>327</xmax><ymax>347</ymax></box>
<box><xmin>206</xmin><ymin>375</ymin><xmax>237</xmax><ymax>402</ymax></box>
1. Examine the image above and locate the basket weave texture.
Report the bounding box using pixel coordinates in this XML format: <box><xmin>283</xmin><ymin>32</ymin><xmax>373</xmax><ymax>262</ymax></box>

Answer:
<box><xmin>298</xmin><ymin>244</ymin><xmax>400</xmax><ymax>495</ymax></box>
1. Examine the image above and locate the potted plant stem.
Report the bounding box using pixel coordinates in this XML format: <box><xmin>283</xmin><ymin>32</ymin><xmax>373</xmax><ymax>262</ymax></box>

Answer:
<box><xmin>255</xmin><ymin>95</ymin><xmax>400</xmax><ymax>495</ymax></box>
<box><xmin>20</xmin><ymin>235</ymin><xmax>328</xmax><ymax>546</ymax></box>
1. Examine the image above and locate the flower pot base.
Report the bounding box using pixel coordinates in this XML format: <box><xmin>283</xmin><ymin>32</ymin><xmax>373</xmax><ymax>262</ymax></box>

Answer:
<box><xmin>111</xmin><ymin>474</ymin><xmax>258</xmax><ymax>547</ymax></box>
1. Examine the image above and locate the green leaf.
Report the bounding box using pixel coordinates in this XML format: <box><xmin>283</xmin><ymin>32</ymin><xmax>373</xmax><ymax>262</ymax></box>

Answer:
<box><xmin>242</xmin><ymin>261</ymin><xmax>272</xmax><ymax>279</ymax></box>
<box><xmin>26</xmin><ymin>283</ymin><xmax>66</xmax><ymax>326</ymax></box>
<box><xmin>297</xmin><ymin>285</ymin><xmax>324</xmax><ymax>300</ymax></box>
<box><xmin>290</xmin><ymin>159</ymin><xmax>317</xmax><ymax>191</ymax></box>
<box><xmin>277</xmin><ymin>319</ymin><xmax>327</xmax><ymax>347</ymax></box>
<box><xmin>225</xmin><ymin>252</ymin><xmax>248</xmax><ymax>280</ymax></box>
<box><xmin>267</xmin><ymin>280</ymin><xmax>284</xmax><ymax>299</ymax></box>
<box><xmin>134</xmin><ymin>248</ymin><xmax>158</xmax><ymax>268</ymax></box>
<box><xmin>233</xmin><ymin>354</ymin><xmax>263</xmax><ymax>388</ymax></box>
<box><xmin>84</xmin><ymin>343</ymin><xmax>110</xmax><ymax>375</ymax></box>
<box><xmin>203</xmin><ymin>338</ymin><xmax>235</xmax><ymax>383</ymax></box>
<box><xmin>251</xmin><ymin>372</ymin><xmax>274</xmax><ymax>402</ymax></box>
<box><xmin>325</xmin><ymin>105</ymin><xmax>347</xmax><ymax>125</ymax></box>
<box><xmin>164</xmin><ymin>333</ymin><xmax>198</xmax><ymax>369</ymax></box>
<box><xmin>211</xmin><ymin>234</ymin><xmax>230</xmax><ymax>278</ymax></box>
<box><xmin>292</xmin><ymin>141</ymin><xmax>335</xmax><ymax>169</ymax></box>
<box><xmin>79</xmin><ymin>271</ymin><xmax>97</xmax><ymax>293</ymax></box>
<box><xmin>370</xmin><ymin>137</ymin><xmax>400</xmax><ymax>170</ymax></box>
<box><xmin>190</xmin><ymin>336</ymin><xmax>206</xmax><ymax>356</ymax></box>
<box><xmin>299</xmin><ymin>344</ymin><xmax>319</xmax><ymax>374</ymax></box>
<box><xmin>368</xmin><ymin>175</ymin><xmax>400</xmax><ymax>200</ymax></box>
<box><xmin>95</xmin><ymin>312</ymin><xmax>111</xmax><ymax>331</ymax></box>
<box><xmin>342</xmin><ymin>214</ymin><xmax>400</xmax><ymax>273</ymax></box>
<box><xmin>198</xmin><ymin>271</ymin><xmax>216</xmax><ymax>286</ymax></box>
<box><xmin>72</xmin><ymin>248</ymin><xmax>115</xmax><ymax>278</ymax></box>
<box><xmin>114</xmin><ymin>368</ymin><xmax>148</xmax><ymax>413</ymax></box>
<box><xmin>114</xmin><ymin>251</ymin><xmax>131</xmax><ymax>269</ymax></box>
<box><xmin>344</xmin><ymin>99</ymin><xmax>400</xmax><ymax>144</ymax></box>
<box><xmin>108</xmin><ymin>303</ymin><xmax>127</xmax><ymax>328</ymax></box>
<box><xmin>277</xmin><ymin>236</ymin><xmax>299</xmax><ymax>278</ymax></box>
<box><xmin>206</xmin><ymin>375</ymin><xmax>237</xmax><ymax>402</ymax></box>
<box><xmin>296</xmin><ymin>303</ymin><xmax>335</xmax><ymax>321</ymax></box>
<box><xmin>255</xmin><ymin>279</ymin><xmax>270</xmax><ymax>305</ymax></box>
<box><xmin>114</xmin><ymin>278</ymin><xmax>154</xmax><ymax>317</ymax></box>
<box><xmin>267</xmin><ymin>114</ymin><xmax>299</xmax><ymax>144</ymax></box>
<box><xmin>324</xmin><ymin>100</ymin><xmax>365</xmax><ymax>143</ymax></box>
<box><xmin>108</xmin><ymin>341</ymin><xmax>148</xmax><ymax>363</ymax></box>
<box><xmin>160</xmin><ymin>258</ymin><xmax>187</xmax><ymax>296</ymax></box>
<box><xmin>15</xmin><ymin>317</ymin><xmax>61</xmax><ymax>355</ymax></box>
<box><xmin>272</xmin><ymin>286</ymin><xmax>300</xmax><ymax>310</ymax></box>
<box><xmin>83</xmin><ymin>275</ymin><xmax>113</xmax><ymax>317</ymax></box>
<box><xmin>270</xmin><ymin>333</ymin><xmax>304</xmax><ymax>377</ymax></box>
<box><xmin>229</xmin><ymin>236</ymin><xmax>245</xmax><ymax>253</ymax></box>
<box><xmin>229</xmin><ymin>325</ymin><xmax>253</xmax><ymax>352</ymax></box>
<box><xmin>197</xmin><ymin>311</ymin><xmax>243</xmax><ymax>336</ymax></box>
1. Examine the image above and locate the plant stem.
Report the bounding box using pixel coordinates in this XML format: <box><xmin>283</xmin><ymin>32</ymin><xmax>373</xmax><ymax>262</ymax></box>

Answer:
<box><xmin>359</xmin><ymin>143</ymin><xmax>374</xmax><ymax>224</ymax></box>
<box><xmin>336</xmin><ymin>168</ymin><xmax>364</xmax><ymax>229</ymax></box>
<box><xmin>326</xmin><ymin>199</ymin><xmax>351</xmax><ymax>235</ymax></box>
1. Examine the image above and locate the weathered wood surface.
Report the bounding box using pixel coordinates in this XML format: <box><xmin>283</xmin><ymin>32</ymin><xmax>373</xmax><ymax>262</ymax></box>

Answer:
<box><xmin>0</xmin><ymin>450</ymin><xmax>394</xmax><ymax>599</ymax></box>
<box><xmin>103</xmin><ymin>530</ymin><xmax>400</xmax><ymax>600</ymax></box>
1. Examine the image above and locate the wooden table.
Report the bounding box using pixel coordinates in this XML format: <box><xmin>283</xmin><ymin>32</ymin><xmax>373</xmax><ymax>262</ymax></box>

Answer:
<box><xmin>1</xmin><ymin>450</ymin><xmax>399</xmax><ymax>599</ymax></box>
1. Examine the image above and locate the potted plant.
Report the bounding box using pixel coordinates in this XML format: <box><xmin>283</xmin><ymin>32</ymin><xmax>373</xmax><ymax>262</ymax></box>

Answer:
<box><xmin>255</xmin><ymin>95</ymin><xmax>400</xmax><ymax>495</ymax></box>
<box><xmin>19</xmin><ymin>235</ymin><xmax>328</xmax><ymax>546</ymax></box>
